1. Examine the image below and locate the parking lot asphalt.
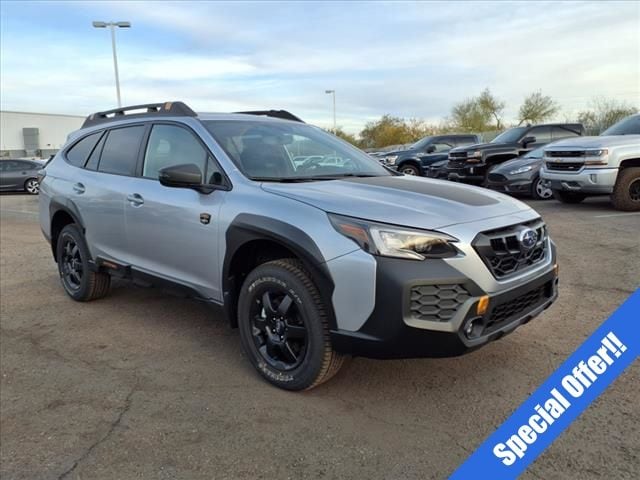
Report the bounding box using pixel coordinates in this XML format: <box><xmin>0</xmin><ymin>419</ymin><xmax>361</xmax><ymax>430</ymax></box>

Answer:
<box><xmin>0</xmin><ymin>193</ymin><xmax>638</xmax><ymax>480</ymax></box>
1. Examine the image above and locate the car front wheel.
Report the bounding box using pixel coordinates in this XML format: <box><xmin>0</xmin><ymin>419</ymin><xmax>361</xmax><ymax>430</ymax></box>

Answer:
<box><xmin>399</xmin><ymin>164</ymin><xmax>420</xmax><ymax>176</ymax></box>
<box><xmin>237</xmin><ymin>259</ymin><xmax>346</xmax><ymax>390</ymax></box>
<box><xmin>611</xmin><ymin>167</ymin><xmax>640</xmax><ymax>211</ymax></box>
<box><xmin>531</xmin><ymin>176</ymin><xmax>553</xmax><ymax>200</ymax></box>
<box><xmin>552</xmin><ymin>190</ymin><xmax>587</xmax><ymax>204</ymax></box>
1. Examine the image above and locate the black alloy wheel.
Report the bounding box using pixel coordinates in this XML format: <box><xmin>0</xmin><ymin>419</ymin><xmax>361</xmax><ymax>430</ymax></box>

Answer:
<box><xmin>60</xmin><ymin>234</ymin><xmax>84</xmax><ymax>292</ymax></box>
<box><xmin>250</xmin><ymin>288</ymin><xmax>308</xmax><ymax>371</ymax></box>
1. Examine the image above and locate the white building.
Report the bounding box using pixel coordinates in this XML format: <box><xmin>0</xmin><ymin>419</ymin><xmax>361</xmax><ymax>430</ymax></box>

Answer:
<box><xmin>0</xmin><ymin>111</ymin><xmax>85</xmax><ymax>158</ymax></box>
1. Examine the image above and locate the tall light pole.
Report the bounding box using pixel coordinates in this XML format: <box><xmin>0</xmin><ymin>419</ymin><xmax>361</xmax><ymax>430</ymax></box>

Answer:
<box><xmin>325</xmin><ymin>89</ymin><xmax>336</xmax><ymax>131</ymax></box>
<box><xmin>92</xmin><ymin>21</ymin><xmax>131</xmax><ymax>107</ymax></box>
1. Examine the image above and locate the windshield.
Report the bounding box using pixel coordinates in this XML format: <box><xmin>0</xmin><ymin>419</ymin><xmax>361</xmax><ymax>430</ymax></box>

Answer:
<box><xmin>491</xmin><ymin>127</ymin><xmax>528</xmax><ymax>144</ymax></box>
<box><xmin>203</xmin><ymin>120</ymin><xmax>391</xmax><ymax>181</ymax></box>
<box><xmin>601</xmin><ymin>115</ymin><xmax>640</xmax><ymax>136</ymax></box>
<box><xmin>410</xmin><ymin>136</ymin><xmax>434</xmax><ymax>150</ymax></box>
<box><xmin>523</xmin><ymin>146</ymin><xmax>544</xmax><ymax>159</ymax></box>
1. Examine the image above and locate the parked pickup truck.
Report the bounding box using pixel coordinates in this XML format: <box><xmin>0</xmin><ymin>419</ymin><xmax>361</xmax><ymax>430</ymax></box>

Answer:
<box><xmin>379</xmin><ymin>134</ymin><xmax>479</xmax><ymax>176</ymax></box>
<box><xmin>540</xmin><ymin>114</ymin><xmax>640</xmax><ymax>211</ymax></box>
<box><xmin>446</xmin><ymin>123</ymin><xmax>584</xmax><ymax>185</ymax></box>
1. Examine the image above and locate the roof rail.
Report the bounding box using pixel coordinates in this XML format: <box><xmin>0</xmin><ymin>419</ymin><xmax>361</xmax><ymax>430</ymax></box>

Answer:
<box><xmin>82</xmin><ymin>101</ymin><xmax>197</xmax><ymax>128</ymax></box>
<box><xmin>235</xmin><ymin>110</ymin><xmax>305</xmax><ymax>123</ymax></box>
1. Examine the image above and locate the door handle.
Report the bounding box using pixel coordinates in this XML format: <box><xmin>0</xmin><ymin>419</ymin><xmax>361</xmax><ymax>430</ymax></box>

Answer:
<box><xmin>73</xmin><ymin>182</ymin><xmax>85</xmax><ymax>194</ymax></box>
<box><xmin>127</xmin><ymin>193</ymin><xmax>144</xmax><ymax>207</ymax></box>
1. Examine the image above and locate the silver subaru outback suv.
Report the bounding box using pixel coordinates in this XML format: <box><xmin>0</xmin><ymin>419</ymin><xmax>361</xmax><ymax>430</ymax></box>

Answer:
<box><xmin>39</xmin><ymin>102</ymin><xmax>558</xmax><ymax>390</ymax></box>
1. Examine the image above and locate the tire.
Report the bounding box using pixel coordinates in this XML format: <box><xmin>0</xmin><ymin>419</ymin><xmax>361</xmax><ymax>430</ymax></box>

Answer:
<box><xmin>611</xmin><ymin>167</ymin><xmax>640</xmax><ymax>211</ymax></box>
<box><xmin>399</xmin><ymin>164</ymin><xmax>420</xmax><ymax>176</ymax></box>
<box><xmin>531</xmin><ymin>176</ymin><xmax>553</xmax><ymax>200</ymax></box>
<box><xmin>237</xmin><ymin>258</ymin><xmax>346</xmax><ymax>391</ymax></box>
<box><xmin>56</xmin><ymin>224</ymin><xmax>111</xmax><ymax>301</ymax></box>
<box><xmin>552</xmin><ymin>190</ymin><xmax>587</xmax><ymax>204</ymax></box>
<box><xmin>24</xmin><ymin>178</ymin><xmax>39</xmax><ymax>195</ymax></box>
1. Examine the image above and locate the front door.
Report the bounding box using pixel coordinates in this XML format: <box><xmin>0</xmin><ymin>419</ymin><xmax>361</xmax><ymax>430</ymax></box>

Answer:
<box><xmin>124</xmin><ymin>123</ymin><xmax>227</xmax><ymax>301</ymax></box>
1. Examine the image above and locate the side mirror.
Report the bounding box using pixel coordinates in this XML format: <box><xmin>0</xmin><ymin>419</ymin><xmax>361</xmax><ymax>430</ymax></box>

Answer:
<box><xmin>426</xmin><ymin>145</ymin><xmax>436</xmax><ymax>154</ymax></box>
<box><xmin>522</xmin><ymin>136</ymin><xmax>536</xmax><ymax>146</ymax></box>
<box><xmin>159</xmin><ymin>163</ymin><xmax>210</xmax><ymax>193</ymax></box>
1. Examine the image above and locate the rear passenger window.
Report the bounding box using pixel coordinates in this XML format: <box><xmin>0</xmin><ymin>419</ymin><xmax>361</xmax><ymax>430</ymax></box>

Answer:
<box><xmin>66</xmin><ymin>132</ymin><xmax>102</xmax><ymax>167</ymax></box>
<box><xmin>98</xmin><ymin>126</ymin><xmax>145</xmax><ymax>176</ymax></box>
<box><xmin>143</xmin><ymin>124</ymin><xmax>207</xmax><ymax>180</ymax></box>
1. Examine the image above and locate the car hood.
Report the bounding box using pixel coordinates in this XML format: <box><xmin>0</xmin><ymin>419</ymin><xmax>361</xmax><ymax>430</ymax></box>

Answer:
<box><xmin>450</xmin><ymin>141</ymin><xmax>510</xmax><ymax>152</ymax></box>
<box><xmin>544</xmin><ymin>135</ymin><xmax>640</xmax><ymax>148</ymax></box>
<box><xmin>261</xmin><ymin>175</ymin><xmax>532</xmax><ymax>230</ymax></box>
<box><xmin>383</xmin><ymin>148</ymin><xmax>418</xmax><ymax>157</ymax></box>
<box><xmin>492</xmin><ymin>156</ymin><xmax>541</xmax><ymax>173</ymax></box>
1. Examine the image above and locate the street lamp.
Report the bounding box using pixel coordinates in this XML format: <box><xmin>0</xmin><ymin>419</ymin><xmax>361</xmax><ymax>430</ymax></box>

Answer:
<box><xmin>92</xmin><ymin>21</ymin><xmax>131</xmax><ymax>107</ymax></box>
<box><xmin>325</xmin><ymin>90</ymin><xmax>336</xmax><ymax>131</ymax></box>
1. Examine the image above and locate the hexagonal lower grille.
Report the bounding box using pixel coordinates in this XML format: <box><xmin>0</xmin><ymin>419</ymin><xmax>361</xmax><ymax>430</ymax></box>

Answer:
<box><xmin>409</xmin><ymin>284</ymin><xmax>471</xmax><ymax>322</ymax></box>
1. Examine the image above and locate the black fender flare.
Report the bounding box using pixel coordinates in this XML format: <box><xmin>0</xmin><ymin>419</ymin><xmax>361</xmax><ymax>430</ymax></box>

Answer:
<box><xmin>49</xmin><ymin>198</ymin><xmax>85</xmax><ymax>260</ymax></box>
<box><xmin>222</xmin><ymin>213</ymin><xmax>337</xmax><ymax>329</ymax></box>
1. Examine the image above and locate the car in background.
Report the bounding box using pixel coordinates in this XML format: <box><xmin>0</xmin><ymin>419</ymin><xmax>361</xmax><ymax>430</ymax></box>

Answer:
<box><xmin>379</xmin><ymin>134</ymin><xmax>480</xmax><ymax>176</ymax></box>
<box><xmin>541</xmin><ymin>114</ymin><xmax>640</xmax><ymax>210</ymax></box>
<box><xmin>446</xmin><ymin>123</ymin><xmax>584</xmax><ymax>185</ymax></box>
<box><xmin>0</xmin><ymin>158</ymin><xmax>45</xmax><ymax>194</ymax></box>
<box><xmin>485</xmin><ymin>146</ymin><xmax>553</xmax><ymax>200</ymax></box>
<box><xmin>426</xmin><ymin>159</ymin><xmax>449</xmax><ymax>179</ymax></box>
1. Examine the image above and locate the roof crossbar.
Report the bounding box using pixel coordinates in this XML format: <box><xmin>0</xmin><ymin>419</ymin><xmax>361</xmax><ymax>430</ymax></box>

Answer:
<box><xmin>235</xmin><ymin>110</ymin><xmax>305</xmax><ymax>123</ymax></box>
<box><xmin>82</xmin><ymin>101</ymin><xmax>197</xmax><ymax>128</ymax></box>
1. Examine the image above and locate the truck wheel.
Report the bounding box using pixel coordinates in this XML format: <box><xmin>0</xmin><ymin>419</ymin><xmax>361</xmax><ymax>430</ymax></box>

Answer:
<box><xmin>399</xmin><ymin>164</ymin><xmax>420</xmax><ymax>176</ymax></box>
<box><xmin>552</xmin><ymin>190</ymin><xmax>587</xmax><ymax>204</ymax></box>
<box><xmin>611</xmin><ymin>167</ymin><xmax>640</xmax><ymax>211</ymax></box>
<box><xmin>56</xmin><ymin>224</ymin><xmax>111</xmax><ymax>301</ymax></box>
<box><xmin>531</xmin><ymin>177</ymin><xmax>553</xmax><ymax>200</ymax></box>
<box><xmin>237</xmin><ymin>259</ymin><xmax>346</xmax><ymax>391</ymax></box>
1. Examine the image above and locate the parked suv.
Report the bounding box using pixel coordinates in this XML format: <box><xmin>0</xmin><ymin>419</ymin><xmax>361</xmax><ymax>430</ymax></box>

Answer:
<box><xmin>446</xmin><ymin>123</ymin><xmax>584</xmax><ymax>185</ymax></box>
<box><xmin>541</xmin><ymin>114</ymin><xmax>640</xmax><ymax>210</ymax></box>
<box><xmin>380</xmin><ymin>134</ymin><xmax>479</xmax><ymax>176</ymax></box>
<box><xmin>39</xmin><ymin>102</ymin><xmax>558</xmax><ymax>390</ymax></box>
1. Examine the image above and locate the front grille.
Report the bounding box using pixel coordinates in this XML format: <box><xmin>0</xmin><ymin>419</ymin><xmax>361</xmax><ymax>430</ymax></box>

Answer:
<box><xmin>485</xmin><ymin>284</ymin><xmax>548</xmax><ymax>333</ymax></box>
<box><xmin>473</xmin><ymin>219</ymin><xmax>548</xmax><ymax>279</ymax></box>
<box><xmin>546</xmin><ymin>150</ymin><xmax>585</xmax><ymax>158</ymax></box>
<box><xmin>447</xmin><ymin>159</ymin><xmax>466</xmax><ymax>168</ymax></box>
<box><xmin>545</xmin><ymin>161</ymin><xmax>583</xmax><ymax>172</ymax></box>
<box><xmin>409</xmin><ymin>284</ymin><xmax>471</xmax><ymax>322</ymax></box>
<box><xmin>488</xmin><ymin>173</ymin><xmax>507</xmax><ymax>182</ymax></box>
<box><xmin>449</xmin><ymin>151</ymin><xmax>468</xmax><ymax>159</ymax></box>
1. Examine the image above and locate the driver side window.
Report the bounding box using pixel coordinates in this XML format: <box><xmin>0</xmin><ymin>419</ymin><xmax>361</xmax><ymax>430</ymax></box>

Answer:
<box><xmin>143</xmin><ymin>124</ymin><xmax>207</xmax><ymax>180</ymax></box>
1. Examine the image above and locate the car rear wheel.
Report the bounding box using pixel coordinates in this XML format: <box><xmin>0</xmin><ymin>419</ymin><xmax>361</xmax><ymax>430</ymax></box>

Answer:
<box><xmin>24</xmin><ymin>178</ymin><xmax>39</xmax><ymax>195</ymax></box>
<box><xmin>531</xmin><ymin>176</ymin><xmax>553</xmax><ymax>200</ymax></box>
<box><xmin>56</xmin><ymin>224</ymin><xmax>111</xmax><ymax>301</ymax></box>
<box><xmin>552</xmin><ymin>190</ymin><xmax>587</xmax><ymax>204</ymax></box>
<box><xmin>611</xmin><ymin>167</ymin><xmax>640</xmax><ymax>211</ymax></box>
<box><xmin>237</xmin><ymin>259</ymin><xmax>346</xmax><ymax>390</ymax></box>
<box><xmin>399</xmin><ymin>164</ymin><xmax>420</xmax><ymax>176</ymax></box>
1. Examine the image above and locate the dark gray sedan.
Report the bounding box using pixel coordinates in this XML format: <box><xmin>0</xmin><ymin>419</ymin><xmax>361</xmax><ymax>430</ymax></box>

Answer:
<box><xmin>485</xmin><ymin>147</ymin><xmax>553</xmax><ymax>200</ymax></box>
<box><xmin>0</xmin><ymin>159</ymin><xmax>45</xmax><ymax>194</ymax></box>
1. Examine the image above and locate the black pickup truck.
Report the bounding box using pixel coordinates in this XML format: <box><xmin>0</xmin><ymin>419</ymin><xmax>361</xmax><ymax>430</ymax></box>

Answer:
<box><xmin>379</xmin><ymin>134</ymin><xmax>479</xmax><ymax>176</ymax></box>
<box><xmin>446</xmin><ymin>123</ymin><xmax>584</xmax><ymax>185</ymax></box>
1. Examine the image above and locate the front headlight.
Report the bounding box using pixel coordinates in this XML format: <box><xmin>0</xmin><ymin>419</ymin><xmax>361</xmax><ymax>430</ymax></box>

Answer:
<box><xmin>468</xmin><ymin>151</ymin><xmax>482</xmax><ymax>158</ymax></box>
<box><xmin>584</xmin><ymin>149</ymin><xmax>609</xmax><ymax>167</ymax></box>
<box><xmin>509</xmin><ymin>165</ymin><xmax>533</xmax><ymax>175</ymax></box>
<box><xmin>384</xmin><ymin>155</ymin><xmax>399</xmax><ymax>165</ymax></box>
<box><xmin>328</xmin><ymin>214</ymin><xmax>459</xmax><ymax>260</ymax></box>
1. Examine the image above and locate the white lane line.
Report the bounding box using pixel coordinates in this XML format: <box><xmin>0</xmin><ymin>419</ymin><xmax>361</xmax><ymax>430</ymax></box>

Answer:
<box><xmin>0</xmin><ymin>209</ymin><xmax>39</xmax><ymax>217</ymax></box>
<box><xmin>593</xmin><ymin>212</ymin><xmax>640</xmax><ymax>218</ymax></box>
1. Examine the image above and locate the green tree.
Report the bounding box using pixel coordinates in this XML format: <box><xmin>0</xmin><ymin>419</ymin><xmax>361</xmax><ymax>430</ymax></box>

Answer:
<box><xmin>326</xmin><ymin>127</ymin><xmax>359</xmax><ymax>146</ymax></box>
<box><xmin>578</xmin><ymin>98</ymin><xmax>638</xmax><ymax>135</ymax></box>
<box><xmin>450</xmin><ymin>88</ymin><xmax>504</xmax><ymax>132</ymax></box>
<box><xmin>358</xmin><ymin>115</ymin><xmax>414</xmax><ymax>149</ymax></box>
<box><xmin>518</xmin><ymin>91</ymin><xmax>559</xmax><ymax>125</ymax></box>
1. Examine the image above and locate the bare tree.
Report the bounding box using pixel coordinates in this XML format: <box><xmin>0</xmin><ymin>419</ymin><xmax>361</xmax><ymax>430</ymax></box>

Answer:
<box><xmin>518</xmin><ymin>91</ymin><xmax>559</xmax><ymax>125</ymax></box>
<box><xmin>578</xmin><ymin>98</ymin><xmax>638</xmax><ymax>135</ymax></box>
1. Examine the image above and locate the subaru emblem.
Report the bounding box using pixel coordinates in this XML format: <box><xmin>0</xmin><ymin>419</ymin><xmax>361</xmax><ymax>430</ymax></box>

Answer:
<box><xmin>520</xmin><ymin>228</ymin><xmax>538</xmax><ymax>250</ymax></box>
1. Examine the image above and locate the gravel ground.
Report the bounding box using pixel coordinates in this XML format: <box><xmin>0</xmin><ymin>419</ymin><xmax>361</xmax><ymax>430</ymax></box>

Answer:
<box><xmin>1</xmin><ymin>193</ymin><xmax>638</xmax><ymax>480</ymax></box>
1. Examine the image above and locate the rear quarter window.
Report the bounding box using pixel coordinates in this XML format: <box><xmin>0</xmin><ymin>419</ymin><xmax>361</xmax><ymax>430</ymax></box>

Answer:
<box><xmin>65</xmin><ymin>132</ymin><xmax>102</xmax><ymax>167</ymax></box>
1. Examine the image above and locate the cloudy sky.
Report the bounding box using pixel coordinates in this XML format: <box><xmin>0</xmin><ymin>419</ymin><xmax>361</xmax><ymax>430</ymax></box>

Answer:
<box><xmin>1</xmin><ymin>1</ymin><xmax>638</xmax><ymax>133</ymax></box>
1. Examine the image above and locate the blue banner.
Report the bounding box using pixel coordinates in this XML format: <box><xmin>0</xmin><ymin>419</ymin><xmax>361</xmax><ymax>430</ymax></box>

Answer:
<box><xmin>450</xmin><ymin>289</ymin><xmax>639</xmax><ymax>480</ymax></box>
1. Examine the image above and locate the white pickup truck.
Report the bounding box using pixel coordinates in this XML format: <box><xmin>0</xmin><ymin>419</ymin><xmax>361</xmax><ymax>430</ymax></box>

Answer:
<box><xmin>540</xmin><ymin>114</ymin><xmax>640</xmax><ymax>211</ymax></box>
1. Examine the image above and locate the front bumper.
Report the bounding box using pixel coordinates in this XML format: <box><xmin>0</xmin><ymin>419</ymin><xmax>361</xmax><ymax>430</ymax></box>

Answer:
<box><xmin>540</xmin><ymin>167</ymin><xmax>618</xmax><ymax>194</ymax></box>
<box><xmin>447</xmin><ymin>164</ymin><xmax>486</xmax><ymax>184</ymax></box>
<box><xmin>331</xmin><ymin>249</ymin><xmax>558</xmax><ymax>359</ymax></box>
<box><xmin>486</xmin><ymin>174</ymin><xmax>534</xmax><ymax>195</ymax></box>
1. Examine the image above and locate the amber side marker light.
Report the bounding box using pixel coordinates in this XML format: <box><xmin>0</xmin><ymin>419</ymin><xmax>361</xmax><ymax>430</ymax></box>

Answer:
<box><xmin>476</xmin><ymin>295</ymin><xmax>490</xmax><ymax>316</ymax></box>
<box><xmin>554</xmin><ymin>263</ymin><xmax>559</xmax><ymax>276</ymax></box>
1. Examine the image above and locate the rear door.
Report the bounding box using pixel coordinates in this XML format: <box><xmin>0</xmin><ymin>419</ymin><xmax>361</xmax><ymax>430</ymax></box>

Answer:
<box><xmin>124</xmin><ymin>122</ymin><xmax>228</xmax><ymax>300</ymax></box>
<box><xmin>70</xmin><ymin>125</ymin><xmax>146</xmax><ymax>263</ymax></box>
<box><xmin>0</xmin><ymin>161</ymin><xmax>19</xmax><ymax>189</ymax></box>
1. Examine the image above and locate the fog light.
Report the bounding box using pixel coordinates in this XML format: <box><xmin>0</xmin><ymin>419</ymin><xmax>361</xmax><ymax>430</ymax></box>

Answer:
<box><xmin>464</xmin><ymin>317</ymin><xmax>484</xmax><ymax>339</ymax></box>
<box><xmin>476</xmin><ymin>295</ymin><xmax>490</xmax><ymax>315</ymax></box>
